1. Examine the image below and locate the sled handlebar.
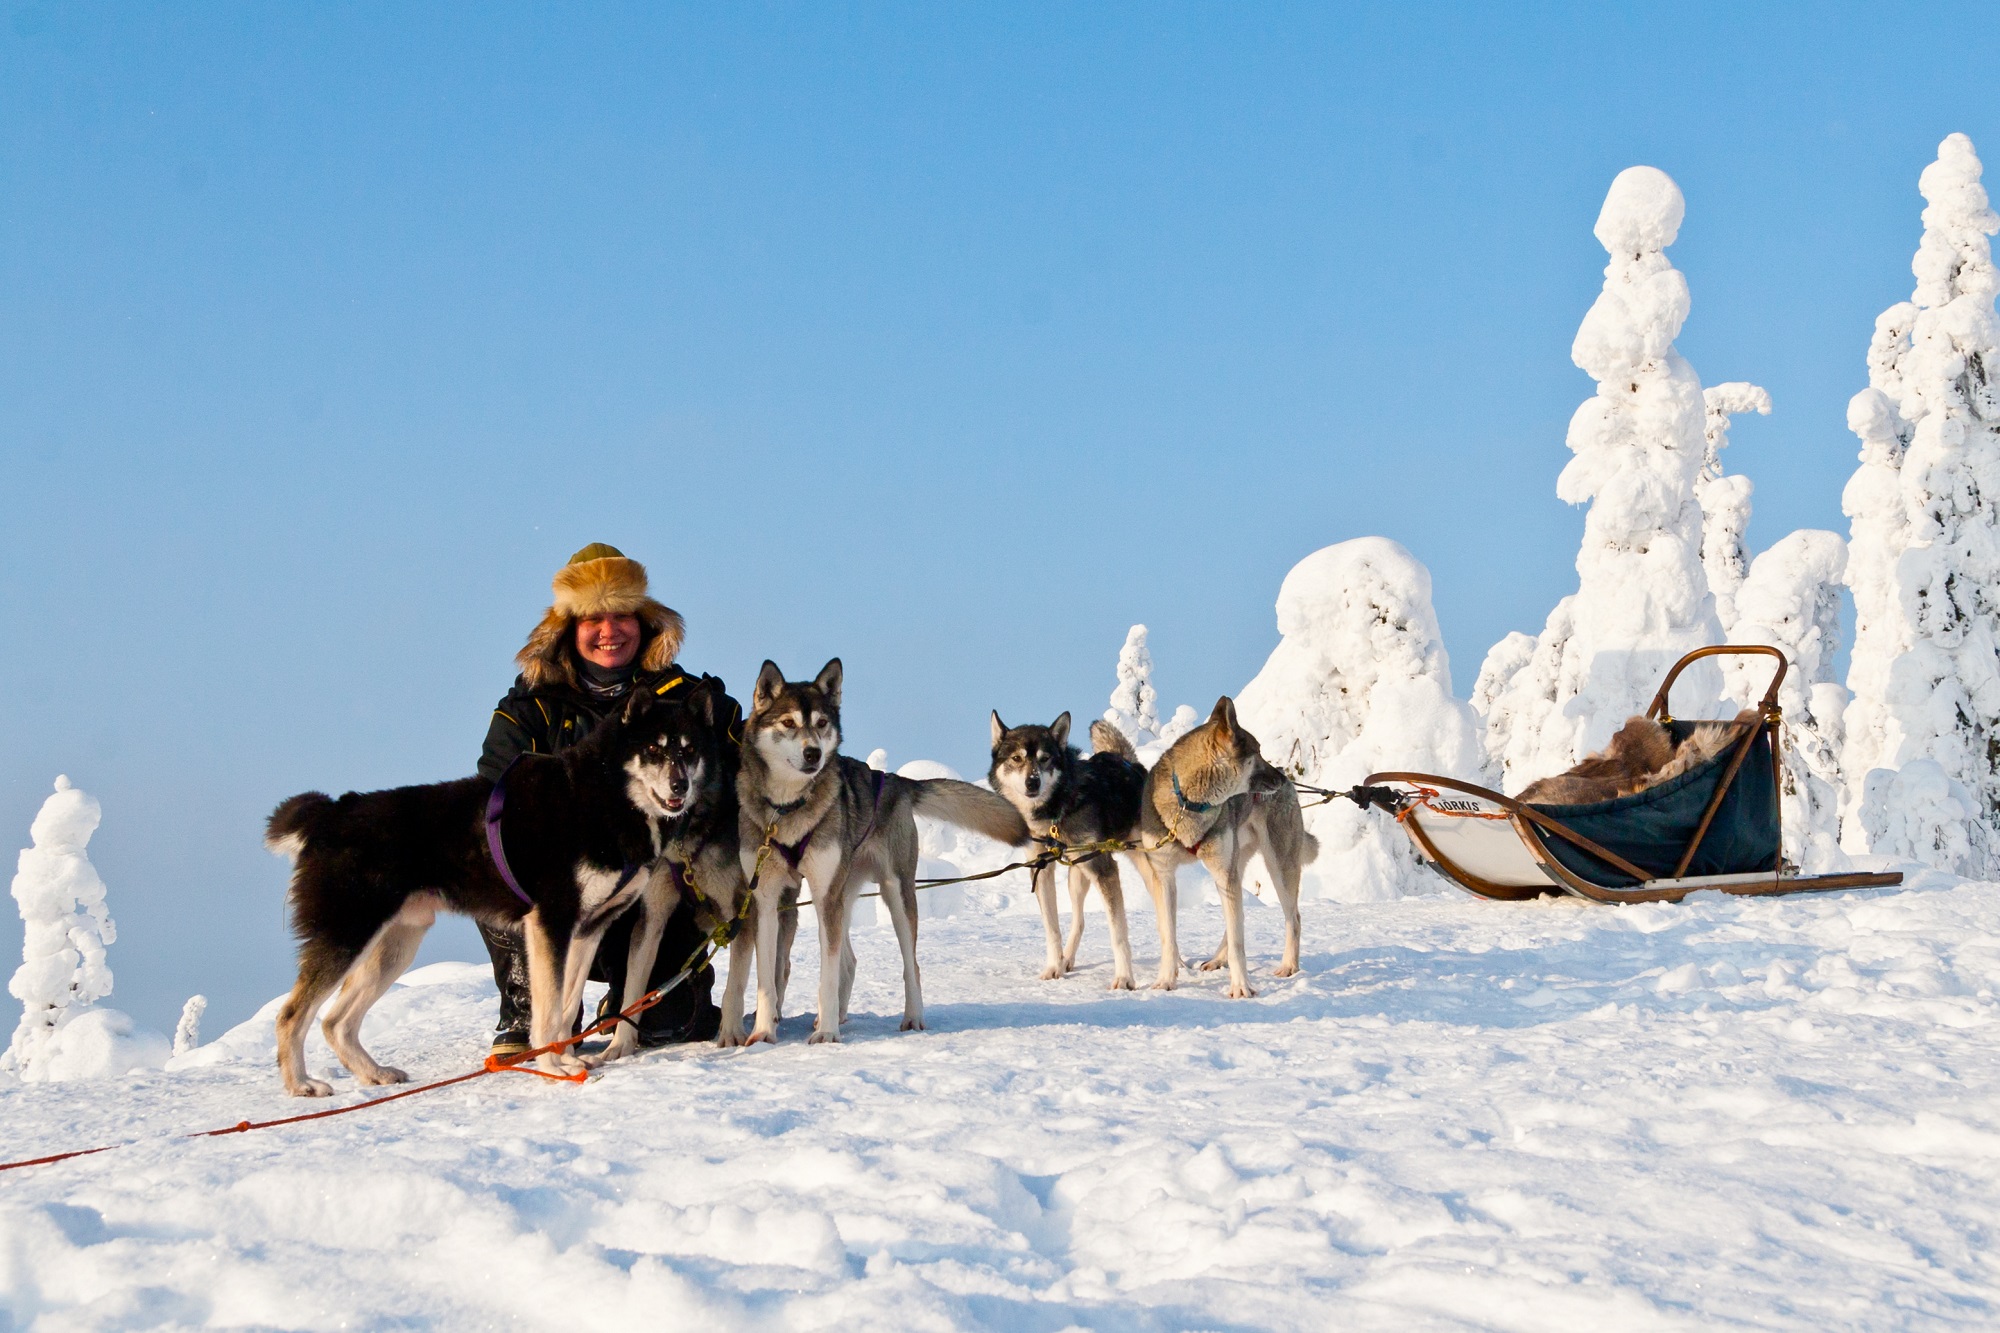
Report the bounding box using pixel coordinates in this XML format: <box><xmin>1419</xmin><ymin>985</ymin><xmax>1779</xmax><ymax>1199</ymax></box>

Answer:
<box><xmin>1647</xmin><ymin>645</ymin><xmax>1787</xmax><ymax>721</ymax></box>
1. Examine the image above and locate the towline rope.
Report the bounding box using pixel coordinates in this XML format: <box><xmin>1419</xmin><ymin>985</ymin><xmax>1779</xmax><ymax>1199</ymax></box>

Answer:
<box><xmin>0</xmin><ymin>898</ymin><xmax>744</xmax><ymax>1176</ymax></box>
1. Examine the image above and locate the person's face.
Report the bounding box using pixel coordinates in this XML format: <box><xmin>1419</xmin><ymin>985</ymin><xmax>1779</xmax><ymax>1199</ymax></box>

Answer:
<box><xmin>575</xmin><ymin>614</ymin><xmax>642</xmax><ymax>670</ymax></box>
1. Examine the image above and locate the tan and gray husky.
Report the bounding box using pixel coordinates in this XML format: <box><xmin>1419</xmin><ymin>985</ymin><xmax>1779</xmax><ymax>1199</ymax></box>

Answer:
<box><xmin>987</xmin><ymin>712</ymin><xmax>1148</xmax><ymax>989</ymax></box>
<box><xmin>1126</xmin><ymin>696</ymin><xmax>1319</xmax><ymax>996</ymax></box>
<box><xmin>728</xmin><ymin>659</ymin><xmax>1030</xmax><ymax>1044</ymax></box>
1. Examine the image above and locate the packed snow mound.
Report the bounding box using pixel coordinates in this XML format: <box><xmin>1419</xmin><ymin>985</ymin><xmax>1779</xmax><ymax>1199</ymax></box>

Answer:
<box><xmin>1840</xmin><ymin>131</ymin><xmax>2000</xmax><ymax>875</ymax></box>
<box><xmin>1237</xmin><ymin>538</ymin><xmax>1486</xmax><ymax>902</ymax></box>
<box><xmin>1103</xmin><ymin>624</ymin><xmax>1163</xmax><ymax>746</ymax></box>
<box><xmin>6</xmin><ymin>880</ymin><xmax>2000</xmax><ymax>1327</ymax></box>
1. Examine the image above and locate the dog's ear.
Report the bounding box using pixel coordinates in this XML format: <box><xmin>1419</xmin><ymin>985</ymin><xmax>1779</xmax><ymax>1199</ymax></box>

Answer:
<box><xmin>753</xmin><ymin>661</ymin><xmax>785</xmax><ymax>713</ymax></box>
<box><xmin>685</xmin><ymin>678</ymin><xmax>718</xmax><ymax>727</ymax></box>
<box><xmin>814</xmin><ymin>658</ymin><xmax>843</xmax><ymax>708</ymax></box>
<box><xmin>622</xmin><ymin>688</ymin><xmax>654</xmax><ymax>725</ymax></box>
<box><xmin>1051</xmin><ymin>711</ymin><xmax>1071</xmax><ymax>747</ymax></box>
<box><xmin>990</xmin><ymin>710</ymin><xmax>1007</xmax><ymax>749</ymax></box>
<box><xmin>1209</xmin><ymin>696</ymin><xmax>1237</xmax><ymax>736</ymax></box>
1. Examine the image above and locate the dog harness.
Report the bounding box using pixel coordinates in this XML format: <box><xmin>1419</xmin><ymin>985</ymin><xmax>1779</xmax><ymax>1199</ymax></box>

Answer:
<box><xmin>484</xmin><ymin>754</ymin><xmax>641</xmax><ymax>908</ymax></box>
<box><xmin>762</xmin><ymin>770</ymin><xmax>888</xmax><ymax>876</ymax></box>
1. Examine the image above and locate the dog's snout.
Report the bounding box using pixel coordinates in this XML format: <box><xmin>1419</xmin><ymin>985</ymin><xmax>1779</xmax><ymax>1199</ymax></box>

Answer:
<box><xmin>1024</xmin><ymin>774</ymin><xmax>1041</xmax><ymax>795</ymax></box>
<box><xmin>669</xmin><ymin>775</ymin><xmax>689</xmax><ymax>796</ymax></box>
<box><xmin>802</xmin><ymin>746</ymin><xmax>822</xmax><ymax>767</ymax></box>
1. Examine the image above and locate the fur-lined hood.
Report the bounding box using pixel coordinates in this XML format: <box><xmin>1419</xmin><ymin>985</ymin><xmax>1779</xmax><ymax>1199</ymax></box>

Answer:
<box><xmin>517</xmin><ymin>551</ymin><xmax>685</xmax><ymax>690</ymax></box>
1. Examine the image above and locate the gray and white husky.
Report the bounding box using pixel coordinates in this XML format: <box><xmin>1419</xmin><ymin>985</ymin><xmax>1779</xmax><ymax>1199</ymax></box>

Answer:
<box><xmin>728</xmin><ymin>659</ymin><xmax>1030</xmax><ymax>1044</ymax></box>
<box><xmin>1126</xmin><ymin>697</ymin><xmax>1320</xmax><ymax>995</ymax></box>
<box><xmin>987</xmin><ymin>712</ymin><xmax>1148</xmax><ymax>989</ymax></box>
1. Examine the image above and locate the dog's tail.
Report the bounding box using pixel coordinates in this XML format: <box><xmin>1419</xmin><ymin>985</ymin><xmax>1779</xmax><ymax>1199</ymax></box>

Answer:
<box><xmin>909</xmin><ymin>779</ymin><xmax>1031</xmax><ymax>845</ymax></box>
<box><xmin>1088</xmin><ymin>720</ymin><xmax>1139</xmax><ymax>763</ymax></box>
<box><xmin>265</xmin><ymin>792</ymin><xmax>334</xmax><ymax>861</ymax></box>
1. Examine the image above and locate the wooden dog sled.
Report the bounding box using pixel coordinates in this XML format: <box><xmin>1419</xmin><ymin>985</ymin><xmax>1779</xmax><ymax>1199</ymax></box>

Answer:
<box><xmin>1362</xmin><ymin>646</ymin><xmax>1903</xmax><ymax>904</ymax></box>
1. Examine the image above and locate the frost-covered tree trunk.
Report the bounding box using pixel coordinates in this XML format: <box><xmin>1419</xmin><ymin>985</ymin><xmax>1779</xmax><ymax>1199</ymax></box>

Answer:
<box><xmin>1724</xmin><ymin>531</ymin><xmax>1851</xmax><ymax>871</ymax></box>
<box><xmin>1477</xmin><ymin>166</ymin><xmax>1725</xmax><ymax>793</ymax></box>
<box><xmin>1236</xmin><ymin>538</ymin><xmax>1488</xmax><ymax>902</ymax></box>
<box><xmin>1839</xmin><ymin>133</ymin><xmax>2000</xmax><ymax>875</ymax></box>
<box><xmin>1103</xmin><ymin>625</ymin><xmax>1162</xmax><ymax>747</ymax></box>
<box><xmin>3</xmin><ymin>777</ymin><xmax>116</xmax><ymax>1080</ymax></box>
<box><xmin>1696</xmin><ymin>382</ymin><xmax>1770</xmax><ymax>632</ymax></box>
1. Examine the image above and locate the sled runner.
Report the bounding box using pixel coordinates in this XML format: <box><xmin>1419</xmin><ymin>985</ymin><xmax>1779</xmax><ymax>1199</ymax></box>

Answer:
<box><xmin>1361</xmin><ymin>646</ymin><xmax>1904</xmax><ymax>904</ymax></box>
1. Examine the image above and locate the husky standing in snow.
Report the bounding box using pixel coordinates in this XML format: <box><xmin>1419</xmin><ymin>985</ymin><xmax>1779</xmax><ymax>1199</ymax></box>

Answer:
<box><xmin>1126</xmin><ymin>697</ymin><xmax>1319</xmax><ymax>996</ymax></box>
<box><xmin>264</xmin><ymin>683</ymin><xmax>732</xmax><ymax>1095</ymax></box>
<box><xmin>987</xmin><ymin>712</ymin><xmax>1148</xmax><ymax>989</ymax></box>
<box><xmin>729</xmin><ymin>659</ymin><xmax>1030</xmax><ymax>1045</ymax></box>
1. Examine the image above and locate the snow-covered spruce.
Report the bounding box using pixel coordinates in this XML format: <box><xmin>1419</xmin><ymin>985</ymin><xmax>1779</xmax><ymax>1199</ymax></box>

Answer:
<box><xmin>1726</xmin><ymin>531</ymin><xmax>1852</xmax><ymax>872</ymax></box>
<box><xmin>1235</xmin><ymin>538</ymin><xmax>1486</xmax><ymax>902</ymax></box>
<box><xmin>1</xmin><ymin>776</ymin><xmax>166</xmax><ymax>1083</ymax></box>
<box><xmin>1697</xmin><ymin>381</ymin><xmax>1770</xmax><ymax>632</ymax></box>
<box><xmin>1103</xmin><ymin>624</ymin><xmax>1163</xmax><ymax>747</ymax></box>
<box><xmin>1478</xmin><ymin>166</ymin><xmax>1726</xmax><ymax>794</ymax></box>
<box><xmin>1840</xmin><ymin>132</ymin><xmax>2000</xmax><ymax>875</ymax></box>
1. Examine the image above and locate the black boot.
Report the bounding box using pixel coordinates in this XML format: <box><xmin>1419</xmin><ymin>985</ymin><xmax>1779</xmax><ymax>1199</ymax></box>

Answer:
<box><xmin>478</xmin><ymin>922</ymin><xmax>533</xmax><ymax>1061</ymax></box>
<box><xmin>593</xmin><ymin>899</ymin><xmax>723</xmax><ymax>1046</ymax></box>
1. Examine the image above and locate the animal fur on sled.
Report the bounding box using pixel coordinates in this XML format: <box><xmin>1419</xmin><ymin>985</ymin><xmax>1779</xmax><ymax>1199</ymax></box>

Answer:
<box><xmin>1517</xmin><ymin>711</ymin><xmax>1758</xmax><ymax>806</ymax></box>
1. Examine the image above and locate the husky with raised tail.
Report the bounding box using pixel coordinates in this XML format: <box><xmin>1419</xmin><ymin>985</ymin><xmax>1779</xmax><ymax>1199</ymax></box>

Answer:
<box><xmin>730</xmin><ymin>659</ymin><xmax>1030</xmax><ymax>1045</ymax></box>
<box><xmin>1126</xmin><ymin>696</ymin><xmax>1319</xmax><ymax>996</ymax></box>
<box><xmin>264</xmin><ymin>682</ymin><xmax>733</xmax><ymax>1095</ymax></box>
<box><xmin>987</xmin><ymin>712</ymin><xmax>1147</xmax><ymax>989</ymax></box>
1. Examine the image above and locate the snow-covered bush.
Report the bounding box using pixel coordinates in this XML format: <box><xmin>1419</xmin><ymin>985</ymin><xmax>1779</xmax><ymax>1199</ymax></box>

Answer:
<box><xmin>1725</xmin><ymin>530</ymin><xmax>1850</xmax><ymax>870</ymax></box>
<box><xmin>1839</xmin><ymin>132</ymin><xmax>2000</xmax><ymax>874</ymax></box>
<box><xmin>2</xmin><ymin>776</ymin><xmax>167</xmax><ymax>1082</ymax></box>
<box><xmin>1103</xmin><ymin>625</ymin><xmax>1163</xmax><ymax>747</ymax></box>
<box><xmin>1236</xmin><ymin>537</ymin><xmax>1487</xmax><ymax>901</ymax></box>
<box><xmin>1697</xmin><ymin>382</ymin><xmax>1771</xmax><ymax>632</ymax></box>
<box><xmin>1479</xmin><ymin>166</ymin><xmax>1727</xmax><ymax>793</ymax></box>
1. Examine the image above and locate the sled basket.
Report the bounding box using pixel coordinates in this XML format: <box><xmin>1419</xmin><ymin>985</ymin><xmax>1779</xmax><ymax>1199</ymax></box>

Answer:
<box><xmin>1363</xmin><ymin>646</ymin><xmax>1904</xmax><ymax>904</ymax></box>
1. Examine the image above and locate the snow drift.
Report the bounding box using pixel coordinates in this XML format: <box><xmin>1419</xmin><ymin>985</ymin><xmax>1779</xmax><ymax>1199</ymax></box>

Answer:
<box><xmin>1235</xmin><ymin>537</ymin><xmax>1486</xmax><ymax>902</ymax></box>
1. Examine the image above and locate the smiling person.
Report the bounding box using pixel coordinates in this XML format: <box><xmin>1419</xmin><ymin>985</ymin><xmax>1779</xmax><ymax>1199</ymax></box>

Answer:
<box><xmin>477</xmin><ymin>542</ymin><xmax>737</xmax><ymax>1060</ymax></box>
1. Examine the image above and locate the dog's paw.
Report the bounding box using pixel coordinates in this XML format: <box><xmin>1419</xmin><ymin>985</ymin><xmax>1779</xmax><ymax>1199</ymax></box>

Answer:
<box><xmin>899</xmin><ymin>1016</ymin><xmax>925</xmax><ymax>1032</ymax></box>
<box><xmin>287</xmin><ymin>1077</ymin><xmax>335</xmax><ymax>1098</ymax></box>
<box><xmin>1039</xmin><ymin>964</ymin><xmax>1065</xmax><ymax>981</ymax></box>
<box><xmin>537</xmin><ymin>1052</ymin><xmax>589</xmax><ymax>1078</ymax></box>
<box><xmin>1152</xmin><ymin>976</ymin><xmax>1178</xmax><ymax>991</ymax></box>
<box><xmin>1225</xmin><ymin>982</ymin><xmax>1257</xmax><ymax>999</ymax></box>
<box><xmin>808</xmin><ymin>1028</ymin><xmax>841</xmax><ymax>1044</ymax></box>
<box><xmin>744</xmin><ymin>1028</ymin><xmax>777</xmax><ymax>1046</ymax></box>
<box><xmin>1108</xmin><ymin>975</ymin><xmax>1136</xmax><ymax>992</ymax></box>
<box><xmin>358</xmin><ymin>1066</ymin><xmax>409</xmax><ymax>1086</ymax></box>
<box><xmin>1197</xmin><ymin>956</ymin><xmax>1226</xmax><ymax>972</ymax></box>
<box><xmin>1272</xmin><ymin>963</ymin><xmax>1300</xmax><ymax>979</ymax></box>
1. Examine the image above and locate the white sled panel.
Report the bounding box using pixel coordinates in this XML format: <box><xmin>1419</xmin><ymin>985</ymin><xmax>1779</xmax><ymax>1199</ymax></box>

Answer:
<box><xmin>1407</xmin><ymin>807</ymin><xmax>1555</xmax><ymax>889</ymax></box>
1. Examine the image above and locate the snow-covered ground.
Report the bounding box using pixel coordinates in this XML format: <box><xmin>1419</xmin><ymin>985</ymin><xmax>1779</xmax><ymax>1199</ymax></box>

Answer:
<box><xmin>6</xmin><ymin>872</ymin><xmax>2000</xmax><ymax>1330</ymax></box>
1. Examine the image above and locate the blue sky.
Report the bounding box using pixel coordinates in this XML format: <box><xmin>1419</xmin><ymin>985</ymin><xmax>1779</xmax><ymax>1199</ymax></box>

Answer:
<box><xmin>3</xmin><ymin>2</ymin><xmax>1997</xmax><ymax>1034</ymax></box>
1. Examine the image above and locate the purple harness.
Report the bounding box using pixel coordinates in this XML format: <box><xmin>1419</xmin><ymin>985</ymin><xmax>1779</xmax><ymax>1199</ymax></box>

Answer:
<box><xmin>764</xmin><ymin>769</ymin><xmax>886</xmax><ymax>875</ymax></box>
<box><xmin>484</xmin><ymin>754</ymin><xmax>640</xmax><ymax>908</ymax></box>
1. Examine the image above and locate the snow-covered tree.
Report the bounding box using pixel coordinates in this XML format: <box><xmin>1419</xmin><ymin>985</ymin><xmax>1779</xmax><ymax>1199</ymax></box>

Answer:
<box><xmin>1477</xmin><ymin>166</ymin><xmax>1726</xmax><ymax>792</ymax></box>
<box><xmin>1839</xmin><ymin>132</ymin><xmax>2000</xmax><ymax>874</ymax></box>
<box><xmin>1697</xmin><ymin>382</ymin><xmax>1771</xmax><ymax>631</ymax></box>
<box><xmin>1723</xmin><ymin>531</ymin><xmax>1850</xmax><ymax>870</ymax></box>
<box><xmin>1103</xmin><ymin>624</ymin><xmax>1163</xmax><ymax>747</ymax></box>
<box><xmin>3</xmin><ymin>777</ymin><xmax>118</xmax><ymax>1079</ymax></box>
<box><xmin>1236</xmin><ymin>538</ymin><xmax>1488</xmax><ymax>901</ymax></box>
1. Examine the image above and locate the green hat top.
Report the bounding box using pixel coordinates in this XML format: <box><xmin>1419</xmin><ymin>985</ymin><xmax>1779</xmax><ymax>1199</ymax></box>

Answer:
<box><xmin>566</xmin><ymin>542</ymin><xmax>626</xmax><ymax>565</ymax></box>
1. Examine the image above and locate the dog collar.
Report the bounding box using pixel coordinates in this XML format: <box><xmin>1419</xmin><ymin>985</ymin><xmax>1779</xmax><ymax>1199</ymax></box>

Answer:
<box><xmin>766</xmin><ymin>793</ymin><xmax>809</xmax><ymax>816</ymax></box>
<box><xmin>1170</xmin><ymin>770</ymin><xmax>1217</xmax><ymax>814</ymax></box>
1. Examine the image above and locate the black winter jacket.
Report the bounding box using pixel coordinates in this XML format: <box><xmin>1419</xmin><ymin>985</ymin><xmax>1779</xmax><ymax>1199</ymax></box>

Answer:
<box><xmin>477</xmin><ymin>665</ymin><xmax>743</xmax><ymax>779</ymax></box>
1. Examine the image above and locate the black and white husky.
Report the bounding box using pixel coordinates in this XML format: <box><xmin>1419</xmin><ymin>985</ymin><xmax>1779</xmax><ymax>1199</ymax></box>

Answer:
<box><xmin>987</xmin><ymin>712</ymin><xmax>1148</xmax><ymax>989</ymax></box>
<box><xmin>264</xmin><ymin>682</ymin><xmax>734</xmax><ymax>1095</ymax></box>
<box><xmin>730</xmin><ymin>659</ymin><xmax>1030</xmax><ymax>1045</ymax></box>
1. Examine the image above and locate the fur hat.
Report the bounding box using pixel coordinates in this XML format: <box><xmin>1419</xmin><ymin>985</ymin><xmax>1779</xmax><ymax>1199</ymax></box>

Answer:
<box><xmin>517</xmin><ymin>543</ymin><xmax>685</xmax><ymax>689</ymax></box>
